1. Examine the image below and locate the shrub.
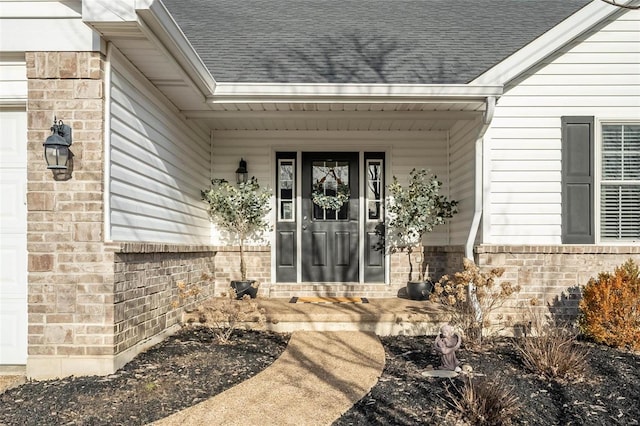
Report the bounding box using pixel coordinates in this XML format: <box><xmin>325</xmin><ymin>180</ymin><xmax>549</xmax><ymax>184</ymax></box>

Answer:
<box><xmin>515</xmin><ymin>328</ymin><xmax>588</xmax><ymax>381</ymax></box>
<box><xmin>199</xmin><ymin>292</ymin><xmax>266</xmax><ymax>344</ymax></box>
<box><xmin>578</xmin><ymin>259</ymin><xmax>640</xmax><ymax>351</ymax></box>
<box><xmin>445</xmin><ymin>376</ymin><xmax>520</xmax><ymax>426</ymax></box>
<box><xmin>430</xmin><ymin>258</ymin><xmax>520</xmax><ymax>345</ymax></box>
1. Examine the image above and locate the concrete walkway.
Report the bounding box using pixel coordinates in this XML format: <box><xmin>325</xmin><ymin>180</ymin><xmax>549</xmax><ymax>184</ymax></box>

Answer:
<box><xmin>152</xmin><ymin>331</ymin><xmax>385</xmax><ymax>426</ymax></box>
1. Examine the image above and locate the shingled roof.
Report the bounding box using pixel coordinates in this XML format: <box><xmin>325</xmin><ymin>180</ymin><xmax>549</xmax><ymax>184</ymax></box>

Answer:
<box><xmin>161</xmin><ymin>0</ymin><xmax>591</xmax><ymax>84</ymax></box>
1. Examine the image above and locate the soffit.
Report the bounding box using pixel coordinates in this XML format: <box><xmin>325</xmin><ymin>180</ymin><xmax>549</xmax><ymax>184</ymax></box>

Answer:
<box><xmin>185</xmin><ymin>102</ymin><xmax>485</xmax><ymax>131</ymax></box>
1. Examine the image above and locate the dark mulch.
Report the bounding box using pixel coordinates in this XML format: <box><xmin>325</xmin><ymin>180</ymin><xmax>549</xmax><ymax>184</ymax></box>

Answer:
<box><xmin>0</xmin><ymin>328</ymin><xmax>289</xmax><ymax>426</ymax></box>
<box><xmin>335</xmin><ymin>336</ymin><xmax>640</xmax><ymax>426</ymax></box>
<box><xmin>1</xmin><ymin>328</ymin><xmax>639</xmax><ymax>426</ymax></box>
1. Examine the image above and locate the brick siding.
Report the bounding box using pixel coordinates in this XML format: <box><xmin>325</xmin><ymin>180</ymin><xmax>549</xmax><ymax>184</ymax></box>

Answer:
<box><xmin>26</xmin><ymin>52</ymin><xmax>113</xmax><ymax>369</ymax></box>
<box><xmin>113</xmin><ymin>244</ymin><xmax>216</xmax><ymax>354</ymax></box>
<box><xmin>476</xmin><ymin>245</ymin><xmax>640</xmax><ymax>326</ymax></box>
<box><xmin>212</xmin><ymin>246</ymin><xmax>271</xmax><ymax>296</ymax></box>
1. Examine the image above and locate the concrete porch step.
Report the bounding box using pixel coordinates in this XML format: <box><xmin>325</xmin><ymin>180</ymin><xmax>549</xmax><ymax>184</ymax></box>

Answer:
<box><xmin>261</xmin><ymin>282</ymin><xmax>402</xmax><ymax>299</ymax></box>
<box><xmin>190</xmin><ymin>297</ymin><xmax>447</xmax><ymax>336</ymax></box>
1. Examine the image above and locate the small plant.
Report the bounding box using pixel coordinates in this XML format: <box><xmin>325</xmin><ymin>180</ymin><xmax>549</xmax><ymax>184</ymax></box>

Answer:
<box><xmin>387</xmin><ymin>168</ymin><xmax>458</xmax><ymax>282</ymax></box>
<box><xmin>199</xmin><ymin>292</ymin><xmax>266</xmax><ymax>344</ymax></box>
<box><xmin>201</xmin><ymin>177</ymin><xmax>271</xmax><ymax>282</ymax></box>
<box><xmin>578</xmin><ymin>259</ymin><xmax>640</xmax><ymax>351</ymax></box>
<box><xmin>430</xmin><ymin>258</ymin><xmax>520</xmax><ymax>345</ymax></box>
<box><xmin>445</xmin><ymin>376</ymin><xmax>520</xmax><ymax>426</ymax></box>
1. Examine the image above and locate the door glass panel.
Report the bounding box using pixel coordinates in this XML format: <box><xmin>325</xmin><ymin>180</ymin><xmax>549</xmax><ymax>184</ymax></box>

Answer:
<box><xmin>278</xmin><ymin>159</ymin><xmax>295</xmax><ymax>221</ymax></box>
<box><xmin>366</xmin><ymin>159</ymin><xmax>384</xmax><ymax>221</ymax></box>
<box><xmin>312</xmin><ymin>160</ymin><xmax>349</xmax><ymax>220</ymax></box>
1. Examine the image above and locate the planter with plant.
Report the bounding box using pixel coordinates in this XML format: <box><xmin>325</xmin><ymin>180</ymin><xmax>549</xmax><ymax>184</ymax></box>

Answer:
<box><xmin>387</xmin><ymin>168</ymin><xmax>458</xmax><ymax>300</ymax></box>
<box><xmin>201</xmin><ymin>177</ymin><xmax>271</xmax><ymax>299</ymax></box>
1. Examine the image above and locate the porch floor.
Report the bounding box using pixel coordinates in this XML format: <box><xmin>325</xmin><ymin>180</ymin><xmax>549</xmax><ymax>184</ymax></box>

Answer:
<box><xmin>254</xmin><ymin>297</ymin><xmax>447</xmax><ymax>336</ymax></box>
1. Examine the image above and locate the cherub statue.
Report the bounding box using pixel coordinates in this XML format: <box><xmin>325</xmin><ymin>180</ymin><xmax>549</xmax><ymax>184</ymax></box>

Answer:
<box><xmin>434</xmin><ymin>323</ymin><xmax>462</xmax><ymax>371</ymax></box>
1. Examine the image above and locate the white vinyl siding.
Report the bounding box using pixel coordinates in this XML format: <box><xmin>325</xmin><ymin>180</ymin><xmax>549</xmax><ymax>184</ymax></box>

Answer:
<box><xmin>109</xmin><ymin>53</ymin><xmax>211</xmax><ymax>244</ymax></box>
<box><xmin>600</xmin><ymin>124</ymin><xmax>640</xmax><ymax>241</ymax></box>
<box><xmin>484</xmin><ymin>11</ymin><xmax>640</xmax><ymax>245</ymax></box>
<box><xmin>449</xmin><ymin>118</ymin><xmax>481</xmax><ymax>245</ymax></box>
<box><xmin>210</xmin><ymin>130</ymin><xmax>452</xmax><ymax>245</ymax></box>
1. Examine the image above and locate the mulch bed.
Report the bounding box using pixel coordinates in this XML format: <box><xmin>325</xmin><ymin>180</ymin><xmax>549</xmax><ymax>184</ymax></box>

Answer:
<box><xmin>1</xmin><ymin>328</ymin><xmax>638</xmax><ymax>426</ymax></box>
<box><xmin>0</xmin><ymin>328</ymin><xmax>289</xmax><ymax>426</ymax></box>
<box><xmin>336</xmin><ymin>336</ymin><xmax>640</xmax><ymax>426</ymax></box>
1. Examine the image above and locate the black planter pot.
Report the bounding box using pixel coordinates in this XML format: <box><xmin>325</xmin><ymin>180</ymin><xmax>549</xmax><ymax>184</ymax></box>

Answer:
<box><xmin>406</xmin><ymin>280</ymin><xmax>433</xmax><ymax>301</ymax></box>
<box><xmin>230</xmin><ymin>280</ymin><xmax>258</xmax><ymax>299</ymax></box>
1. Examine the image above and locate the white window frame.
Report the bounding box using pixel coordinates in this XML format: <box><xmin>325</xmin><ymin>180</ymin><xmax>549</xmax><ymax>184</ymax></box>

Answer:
<box><xmin>596</xmin><ymin>119</ymin><xmax>640</xmax><ymax>244</ymax></box>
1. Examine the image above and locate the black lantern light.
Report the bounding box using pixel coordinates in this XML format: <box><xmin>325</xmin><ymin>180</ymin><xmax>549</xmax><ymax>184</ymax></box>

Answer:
<box><xmin>43</xmin><ymin>116</ymin><xmax>72</xmax><ymax>169</ymax></box>
<box><xmin>235</xmin><ymin>158</ymin><xmax>248</xmax><ymax>184</ymax></box>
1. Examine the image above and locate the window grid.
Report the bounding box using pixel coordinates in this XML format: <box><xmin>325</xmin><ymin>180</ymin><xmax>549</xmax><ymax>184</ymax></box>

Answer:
<box><xmin>365</xmin><ymin>159</ymin><xmax>384</xmax><ymax>222</ymax></box>
<box><xmin>278</xmin><ymin>159</ymin><xmax>295</xmax><ymax>222</ymax></box>
<box><xmin>600</xmin><ymin>124</ymin><xmax>640</xmax><ymax>241</ymax></box>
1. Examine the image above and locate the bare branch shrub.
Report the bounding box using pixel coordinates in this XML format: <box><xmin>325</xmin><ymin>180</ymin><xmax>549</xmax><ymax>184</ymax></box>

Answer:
<box><xmin>445</xmin><ymin>376</ymin><xmax>520</xmax><ymax>426</ymax></box>
<box><xmin>171</xmin><ymin>279</ymin><xmax>202</xmax><ymax>309</ymax></box>
<box><xmin>199</xmin><ymin>292</ymin><xmax>266</xmax><ymax>344</ymax></box>
<box><xmin>515</xmin><ymin>300</ymin><xmax>588</xmax><ymax>381</ymax></box>
<box><xmin>430</xmin><ymin>258</ymin><xmax>520</xmax><ymax>346</ymax></box>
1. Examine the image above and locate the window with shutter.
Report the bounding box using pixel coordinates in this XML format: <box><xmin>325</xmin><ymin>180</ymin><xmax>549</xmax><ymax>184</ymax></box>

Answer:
<box><xmin>600</xmin><ymin>124</ymin><xmax>640</xmax><ymax>241</ymax></box>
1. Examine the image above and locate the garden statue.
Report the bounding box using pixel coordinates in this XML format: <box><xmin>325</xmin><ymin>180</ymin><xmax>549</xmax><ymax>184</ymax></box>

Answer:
<box><xmin>434</xmin><ymin>323</ymin><xmax>462</xmax><ymax>371</ymax></box>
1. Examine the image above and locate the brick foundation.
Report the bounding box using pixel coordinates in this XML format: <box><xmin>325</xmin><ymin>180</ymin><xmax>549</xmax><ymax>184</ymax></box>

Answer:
<box><xmin>476</xmin><ymin>245</ymin><xmax>640</xmax><ymax>326</ymax></box>
<box><xmin>212</xmin><ymin>246</ymin><xmax>271</xmax><ymax>296</ymax></box>
<box><xmin>389</xmin><ymin>245</ymin><xmax>465</xmax><ymax>285</ymax></box>
<box><xmin>113</xmin><ymin>243</ymin><xmax>216</xmax><ymax>354</ymax></box>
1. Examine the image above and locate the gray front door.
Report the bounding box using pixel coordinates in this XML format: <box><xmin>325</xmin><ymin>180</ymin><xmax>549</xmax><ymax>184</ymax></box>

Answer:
<box><xmin>301</xmin><ymin>153</ymin><xmax>359</xmax><ymax>282</ymax></box>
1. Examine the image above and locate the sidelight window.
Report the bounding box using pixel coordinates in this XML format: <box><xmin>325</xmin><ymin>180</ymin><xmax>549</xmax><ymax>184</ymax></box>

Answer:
<box><xmin>278</xmin><ymin>159</ymin><xmax>295</xmax><ymax>221</ymax></box>
<box><xmin>366</xmin><ymin>159</ymin><xmax>384</xmax><ymax>221</ymax></box>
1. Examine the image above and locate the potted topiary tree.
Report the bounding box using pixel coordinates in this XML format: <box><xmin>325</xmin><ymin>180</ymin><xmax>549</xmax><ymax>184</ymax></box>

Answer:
<box><xmin>387</xmin><ymin>168</ymin><xmax>458</xmax><ymax>300</ymax></box>
<box><xmin>201</xmin><ymin>177</ymin><xmax>271</xmax><ymax>299</ymax></box>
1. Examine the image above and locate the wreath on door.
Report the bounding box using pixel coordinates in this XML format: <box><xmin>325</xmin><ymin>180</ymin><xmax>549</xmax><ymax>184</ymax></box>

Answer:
<box><xmin>312</xmin><ymin>168</ymin><xmax>350</xmax><ymax>211</ymax></box>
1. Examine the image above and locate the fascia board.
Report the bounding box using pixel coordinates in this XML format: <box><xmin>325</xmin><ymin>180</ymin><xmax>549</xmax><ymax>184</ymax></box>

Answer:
<box><xmin>210</xmin><ymin>83</ymin><xmax>503</xmax><ymax>104</ymax></box>
<box><xmin>137</xmin><ymin>0</ymin><xmax>216</xmax><ymax>95</ymax></box>
<box><xmin>471</xmin><ymin>0</ymin><xmax>640</xmax><ymax>86</ymax></box>
<box><xmin>83</xmin><ymin>0</ymin><xmax>216</xmax><ymax>96</ymax></box>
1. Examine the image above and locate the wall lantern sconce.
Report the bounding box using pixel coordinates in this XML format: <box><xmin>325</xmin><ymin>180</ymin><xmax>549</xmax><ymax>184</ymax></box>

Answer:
<box><xmin>43</xmin><ymin>116</ymin><xmax>73</xmax><ymax>170</ymax></box>
<box><xmin>235</xmin><ymin>158</ymin><xmax>248</xmax><ymax>185</ymax></box>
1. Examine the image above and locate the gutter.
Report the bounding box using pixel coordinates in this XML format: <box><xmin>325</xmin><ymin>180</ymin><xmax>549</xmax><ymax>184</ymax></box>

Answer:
<box><xmin>465</xmin><ymin>95</ymin><xmax>495</xmax><ymax>260</ymax></box>
<box><xmin>210</xmin><ymin>82</ymin><xmax>502</xmax><ymax>104</ymax></box>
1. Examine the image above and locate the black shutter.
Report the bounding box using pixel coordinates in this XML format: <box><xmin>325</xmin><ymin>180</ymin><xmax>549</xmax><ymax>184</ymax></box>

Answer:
<box><xmin>561</xmin><ymin>116</ymin><xmax>595</xmax><ymax>244</ymax></box>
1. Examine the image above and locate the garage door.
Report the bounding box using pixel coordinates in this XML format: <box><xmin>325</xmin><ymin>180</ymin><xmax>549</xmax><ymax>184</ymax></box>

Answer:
<box><xmin>0</xmin><ymin>108</ymin><xmax>27</xmax><ymax>365</ymax></box>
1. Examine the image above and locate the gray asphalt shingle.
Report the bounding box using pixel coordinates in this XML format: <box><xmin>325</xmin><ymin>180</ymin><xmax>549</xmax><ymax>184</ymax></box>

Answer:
<box><xmin>161</xmin><ymin>0</ymin><xmax>591</xmax><ymax>84</ymax></box>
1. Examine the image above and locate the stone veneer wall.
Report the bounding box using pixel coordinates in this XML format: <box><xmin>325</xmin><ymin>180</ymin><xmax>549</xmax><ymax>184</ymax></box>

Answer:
<box><xmin>476</xmin><ymin>245</ymin><xmax>640</xmax><ymax>327</ymax></box>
